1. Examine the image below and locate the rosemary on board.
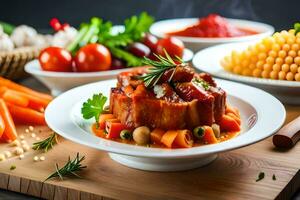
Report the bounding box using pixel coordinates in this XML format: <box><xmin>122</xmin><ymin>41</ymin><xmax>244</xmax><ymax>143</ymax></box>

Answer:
<box><xmin>44</xmin><ymin>153</ymin><xmax>87</xmax><ymax>182</ymax></box>
<box><xmin>272</xmin><ymin>174</ymin><xmax>277</xmax><ymax>181</ymax></box>
<box><xmin>256</xmin><ymin>172</ymin><xmax>265</xmax><ymax>182</ymax></box>
<box><xmin>32</xmin><ymin>133</ymin><xmax>58</xmax><ymax>152</ymax></box>
<box><xmin>138</xmin><ymin>49</ymin><xmax>185</xmax><ymax>88</ymax></box>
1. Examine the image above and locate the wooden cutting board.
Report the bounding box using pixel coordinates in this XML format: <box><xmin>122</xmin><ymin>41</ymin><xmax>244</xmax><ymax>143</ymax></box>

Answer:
<box><xmin>0</xmin><ymin>105</ymin><xmax>299</xmax><ymax>200</ymax></box>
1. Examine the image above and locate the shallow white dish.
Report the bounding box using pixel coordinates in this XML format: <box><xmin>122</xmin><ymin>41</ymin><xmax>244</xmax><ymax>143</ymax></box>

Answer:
<box><xmin>45</xmin><ymin>79</ymin><xmax>285</xmax><ymax>171</ymax></box>
<box><xmin>25</xmin><ymin>49</ymin><xmax>193</xmax><ymax>96</ymax></box>
<box><xmin>192</xmin><ymin>42</ymin><xmax>300</xmax><ymax>105</ymax></box>
<box><xmin>150</xmin><ymin>18</ymin><xmax>274</xmax><ymax>52</ymax></box>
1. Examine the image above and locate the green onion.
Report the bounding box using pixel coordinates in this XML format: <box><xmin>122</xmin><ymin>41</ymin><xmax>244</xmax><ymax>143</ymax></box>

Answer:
<box><xmin>66</xmin><ymin>24</ymin><xmax>89</xmax><ymax>54</ymax></box>
<box><xmin>0</xmin><ymin>21</ymin><xmax>15</xmax><ymax>35</ymax></box>
<box><xmin>193</xmin><ymin>126</ymin><xmax>205</xmax><ymax>139</ymax></box>
<box><xmin>79</xmin><ymin>17</ymin><xmax>101</xmax><ymax>47</ymax></box>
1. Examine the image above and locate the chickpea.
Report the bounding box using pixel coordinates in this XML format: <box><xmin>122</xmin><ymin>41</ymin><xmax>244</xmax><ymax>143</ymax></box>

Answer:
<box><xmin>133</xmin><ymin>126</ymin><xmax>150</xmax><ymax>145</ymax></box>
<box><xmin>211</xmin><ymin>124</ymin><xmax>220</xmax><ymax>138</ymax></box>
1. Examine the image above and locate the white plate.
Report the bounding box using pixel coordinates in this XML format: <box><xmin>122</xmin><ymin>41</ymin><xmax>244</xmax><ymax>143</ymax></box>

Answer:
<box><xmin>192</xmin><ymin>42</ymin><xmax>300</xmax><ymax>105</ymax></box>
<box><xmin>25</xmin><ymin>49</ymin><xmax>193</xmax><ymax>96</ymax></box>
<box><xmin>150</xmin><ymin>18</ymin><xmax>274</xmax><ymax>51</ymax></box>
<box><xmin>45</xmin><ymin>79</ymin><xmax>285</xmax><ymax>171</ymax></box>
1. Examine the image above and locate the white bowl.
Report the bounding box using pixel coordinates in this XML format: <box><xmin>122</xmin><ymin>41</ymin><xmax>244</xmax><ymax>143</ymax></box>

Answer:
<box><xmin>150</xmin><ymin>18</ymin><xmax>274</xmax><ymax>52</ymax></box>
<box><xmin>192</xmin><ymin>42</ymin><xmax>300</xmax><ymax>105</ymax></box>
<box><xmin>25</xmin><ymin>49</ymin><xmax>193</xmax><ymax>96</ymax></box>
<box><xmin>45</xmin><ymin>79</ymin><xmax>285</xmax><ymax>171</ymax></box>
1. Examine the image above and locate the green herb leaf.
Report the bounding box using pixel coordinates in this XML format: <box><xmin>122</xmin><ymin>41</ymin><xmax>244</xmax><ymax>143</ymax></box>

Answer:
<box><xmin>32</xmin><ymin>133</ymin><xmax>58</xmax><ymax>152</ymax></box>
<box><xmin>109</xmin><ymin>46</ymin><xmax>142</xmax><ymax>66</ymax></box>
<box><xmin>192</xmin><ymin>78</ymin><xmax>210</xmax><ymax>90</ymax></box>
<box><xmin>45</xmin><ymin>153</ymin><xmax>86</xmax><ymax>182</ymax></box>
<box><xmin>138</xmin><ymin>50</ymin><xmax>185</xmax><ymax>88</ymax></box>
<box><xmin>272</xmin><ymin>174</ymin><xmax>276</xmax><ymax>181</ymax></box>
<box><xmin>256</xmin><ymin>172</ymin><xmax>265</xmax><ymax>182</ymax></box>
<box><xmin>294</xmin><ymin>23</ymin><xmax>300</xmax><ymax>35</ymax></box>
<box><xmin>10</xmin><ymin>165</ymin><xmax>16</xmax><ymax>170</ymax></box>
<box><xmin>81</xmin><ymin>93</ymin><xmax>107</xmax><ymax>124</ymax></box>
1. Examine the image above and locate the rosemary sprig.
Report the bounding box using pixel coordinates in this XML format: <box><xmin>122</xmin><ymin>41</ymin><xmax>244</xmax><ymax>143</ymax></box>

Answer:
<box><xmin>139</xmin><ymin>49</ymin><xmax>184</xmax><ymax>88</ymax></box>
<box><xmin>45</xmin><ymin>153</ymin><xmax>86</xmax><ymax>182</ymax></box>
<box><xmin>32</xmin><ymin>133</ymin><xmax>58</xmax><ymax>152</ymax></box>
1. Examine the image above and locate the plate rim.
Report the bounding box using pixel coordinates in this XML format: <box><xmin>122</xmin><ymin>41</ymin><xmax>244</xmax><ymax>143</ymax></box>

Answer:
<box><xmin>45</xmin><ymin>78</ymin><xmax>286</xmax><ymax>158</ymax></box>
<box><xmin>192</xmin><ymin>42</ymin><xmax>300</xmax><ymax>88</ymax></box>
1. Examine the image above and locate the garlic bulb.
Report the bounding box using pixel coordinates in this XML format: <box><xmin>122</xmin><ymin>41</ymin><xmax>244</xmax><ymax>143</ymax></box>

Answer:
<box><xmin>51</xmin><ymin>26</ymin><xmax>77</xmax><ymax>48</ymax></box>
<box><xmin>10</xmin><ymin>25</ymin><xmax>38</xmax><ymax>47</ymax></box>
<box><xmin>0</xmin><ymin>33</ymin><xmax>14</xmax><ymax>52</ymax></box>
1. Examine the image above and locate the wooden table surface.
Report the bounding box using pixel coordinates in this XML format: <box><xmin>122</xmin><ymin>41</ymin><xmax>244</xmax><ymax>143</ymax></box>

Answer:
<box><xmin>0</xmin><ymin>78</ymin><xmax>299</xmax><ymax>200</ymax></box>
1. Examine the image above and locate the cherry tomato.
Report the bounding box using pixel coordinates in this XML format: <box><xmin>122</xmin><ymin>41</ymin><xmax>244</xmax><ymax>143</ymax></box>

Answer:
<box><xmin>142</xmin><ymin>33</ymin><xmax>158</xmax><ymax>51</ymax></box>
<box><xmin>127</xmin><ymin>42</ymin><xmax>151</xmax><ymax>58</ymax></box>
<box><xmin>156</xmin><ymin>37</ymin><xmax>184</xmax><ymax>58</ymax></box>
<box><xmin>74</xmin><ymin>44</ymin><xmax>111</xmax><ymax>72</ymax></box>
<box><xmin>38</xmin><ymin>47</ymin><xmax>72</xmax><ymax>72</ymax></box>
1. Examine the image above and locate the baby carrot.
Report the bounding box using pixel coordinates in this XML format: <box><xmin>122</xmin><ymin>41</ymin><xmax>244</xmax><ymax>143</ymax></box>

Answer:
<box><xmin>6</xmin><ymin>103</ymin><xmax>46</xmax><ymax>125</ymax></box>
<box><xmin>0</xmin><ymin>77</ymin><xmax>52</xmax><ymax>102</ymax></box>
<box><xmin>0</xmin><ymin>99</ymin><xmax>17</xmax><ymax>142</ymax></box>
<box><xmin>2</xmin><ymin>90</ymin><xmax>29</xmax><ymax>107</ymax></box>
<box><xmin>0</xmin><ymin>115</ymin><xmax>5</xmax><ymax>138</ymax></box>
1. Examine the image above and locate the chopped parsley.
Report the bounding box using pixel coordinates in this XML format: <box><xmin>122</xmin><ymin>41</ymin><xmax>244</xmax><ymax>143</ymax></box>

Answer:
<box><xmin>192</xmin><ymin>78</ymin><xmax>210</xmax><ymax>90</ymax></box>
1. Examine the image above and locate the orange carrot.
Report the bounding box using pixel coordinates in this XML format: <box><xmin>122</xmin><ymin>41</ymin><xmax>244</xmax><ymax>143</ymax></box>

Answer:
<box><xmin>225</xmin><ymin>105</ymin><xmax>240</xmax><ymax>117</ymax></box>
<box><xmin>203</xmin><ymin>126</ymin><xmax>218</xmax><ymax>144</ymax></box>
<box><xmin>219</xmin><ymin>115</ymin><xmax>241</xmax><ymax>132</ymax></box>
<box><xmin>161</xmin><ymin>130</ymin><xmax>178</xmax><ymax>148</ymax></box>
<box><xmin>92</xmin><ymin>124</ymin><xmax>106</xmax><ymax>138</ymax></box>
<box><xmin>99</xmin><ymin>114</ymin><xmax>115</xmax><ymax>129</ymax></box>
<box><xmin>173</xmin><ymin>130</ymin><xmax>194</xmax><ymax>148</ymax></box>
<box><xmin>2</xmin><ymin>90</ymin><xmax>29</xmax><ymax>107</ymax></box>
<box><xmin>226</xmin><ymin>113</ymin><xmax>241</xmax><ymax>125</ymax></box>
<box><xmin>0</xmin><ymin>115</ymin><xmax>5</xmax><ymax>138</ymax></box>
<box><xmin>0</xmin><ymin>77</ymin><xmax>52</xmax><ymax>101</ymax></box>
<box><xmin>0</xmin><ymin>87</ymin><xmax>7</xmax><ymax>96</ymax></box>
<box><xmin>0</xmin><ymin>99</ymin><xmax>17</xmax><ymax>142</ymax></box>
<box><xmin>105</xmin><ymin>122</ymin><xmax>127</xmax><ymax>139</ymax></box>
<box><xmin>3</xmin><ymin>89</ymin><xmax>49</xmax><ymax>110</ymax></box>
<box><xmin>6</xmin><ymin>103</ymin><xmax>46</xmax><ymax>125</ymax></box>
<box><xmin>150</xmin><ymin>129</ymin><xmax>165</xmax><ymax>144</ymax></box>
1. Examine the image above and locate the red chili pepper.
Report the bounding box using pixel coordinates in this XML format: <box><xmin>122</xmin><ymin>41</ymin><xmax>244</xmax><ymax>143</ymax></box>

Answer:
<box><xmin>50</xmin><ymin>18</ymin><xmax>70</xmax><ymax>32</ymax></box>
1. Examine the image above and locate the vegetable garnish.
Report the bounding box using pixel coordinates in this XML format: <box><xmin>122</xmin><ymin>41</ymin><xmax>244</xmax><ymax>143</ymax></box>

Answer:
<box><xmin>256</xmin><ymin>172</ymin><xmax>265</xmax><ymax>182</ymax></box>
<box><xmin>139</xmin><ymin>49</ymin><xmax>185</xmax><ymax>88</ymax></box>
<box><xmin>294</xmin><ymin>23</ymin><xmax>300</xmax><ymax>35</ymax></box>
<box><xmin>81</xmin><ymin>93</ymin><xmax>107</xmax><ymax>125</ymax></box>
<box><xmin>45</xmin><ymin>153</ymin><xmax>86</xmax><ymax>182</ymax></box>
<box><xmin>10</xmin><ymin>165</ymin><xmax>16</xmax><ymax>170</ymax></box>
<box><xmin>272</xmin><ymin>174</ymin><xmax>277</xmax><ymax>181</ymax></box>
<box><xmin>192</xmin><ymin>78</ymin><xmax>210</xmax><ymax>91</ymax></box>
<box><xmin>32</xmin><ymin>133</ymin><xmax>58</xmax><ymax>152</ymax></box>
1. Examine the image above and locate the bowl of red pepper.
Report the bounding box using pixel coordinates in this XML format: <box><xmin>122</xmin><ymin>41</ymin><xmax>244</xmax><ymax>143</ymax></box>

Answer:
<box><xmin>150</xmin><ymin>14</ymin><xmax>274</xmax><ymax>52</ymax></box>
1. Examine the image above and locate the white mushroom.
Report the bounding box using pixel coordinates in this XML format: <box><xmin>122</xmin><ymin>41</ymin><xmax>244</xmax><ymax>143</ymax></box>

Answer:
<box><xmin>51</xmin><ymin>26</ymin><xmax>77</xmax><ymax>48</ymax></box>
<box><xmin>133</xmin><ymin>126</ymin><xmax>151</xmax><ymax>145</ymax></box>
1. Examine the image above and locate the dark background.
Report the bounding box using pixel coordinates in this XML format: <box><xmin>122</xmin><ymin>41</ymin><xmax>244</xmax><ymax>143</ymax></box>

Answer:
<box><xmin>0</xmin><ymin>0</ymin><xmax>300</xmax><ymax>199</ymax></box>
<box><xmin>0</xmin><ymin>0</ymin><xmax>299</xmax><ymax>32</ymax></box>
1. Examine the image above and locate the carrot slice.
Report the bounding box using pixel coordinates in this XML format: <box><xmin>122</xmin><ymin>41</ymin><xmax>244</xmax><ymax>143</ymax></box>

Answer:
<box><xmin>226</xmin><ymin>113</ymin><xmax>241</xmax><ymax>125</ymax></box>
<box><xmin>92</xmin><ymin>124</ymin><xmax>106</xmax><ymax>138</ymax></box>
<box><xmin>0</xmin><ymin>99</ymin><xmax>17</xmax><ymax>142</ymax></box>
<box><xmin>0</xmin><ymin>115</ymin><xmax>5</xmax><ymax>138</ymax></box>
<box><xmin>225</xmin><ymin>105</ymin><xmax>240</xmax><ymax>117</ymax></box>
<box><xmin>99</xmin><ymin>114</ymin><xmax>115</xmax><ymax>129</ymax></box>
<box><xmin>2</xmin><ymin>90</ymin><xmax>29</xmax><ymax>107</ymax></box>
<box><xmin>173</xmin><ymin>130</ymin><xmax>194</xmax><ymax>148</ymax></box>
<box><xmin>6</xmin><ymin>103</ymin><xmax>46</xmax><ymax>125</ymax></box>
<box><xmin>203</xmin><ymin>126</ymin><xmax>218</xmax><ymax>144</ymax></box>
<box><xmin>0</xmin><ymin>77</ymin><xmax>52</xmax><ymax>101</ymax></box>
<box><xmin>150</xmin><ymin>129</ymin><xmax>165</xmax><ymax>144</ymax></box>
<box><xmin>105</xmin><ymin>122</ymin><xmax>127</xmax><ymax>139</ymax></box>
<box><xmin>161</xmin><ymin>130</ymin><xmax>178</xmax><ymax>148</ymax></box>
<box><xmin>219</xmin><ymin>115</ymin><xmax>241</xmax><ymax>132</ymax></box>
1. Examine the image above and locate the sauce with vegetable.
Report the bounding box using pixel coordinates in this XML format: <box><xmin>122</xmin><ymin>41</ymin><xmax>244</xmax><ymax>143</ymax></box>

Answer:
<box><xmin>168</xmin><ymin>14</ymin><xmax>258</xmax><ymax>38</ymax></box>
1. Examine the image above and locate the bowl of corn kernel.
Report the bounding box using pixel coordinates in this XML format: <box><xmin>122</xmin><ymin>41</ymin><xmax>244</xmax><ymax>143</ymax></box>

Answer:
<box><xmin>192</xmin><ymin>26</ymin><xmax>300</xmax><ymax>105</ymax></box>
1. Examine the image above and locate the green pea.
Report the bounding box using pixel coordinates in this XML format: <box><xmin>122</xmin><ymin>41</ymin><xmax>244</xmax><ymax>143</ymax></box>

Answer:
<box><xmin>193</xmin><ymin>126</ymin><xmax>205</xmax><ymax>139</ymax></box>
<box><xmin>120</xmin><ymin>130</ymin><xmax>132</xmax><ymax>140</ymax></box>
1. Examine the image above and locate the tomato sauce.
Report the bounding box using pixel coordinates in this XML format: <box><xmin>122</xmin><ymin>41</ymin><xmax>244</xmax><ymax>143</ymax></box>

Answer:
<box><xmin>168</xmin><ymin>14</ymin><xmax>258</xmax><ymax>38</ymax></box>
